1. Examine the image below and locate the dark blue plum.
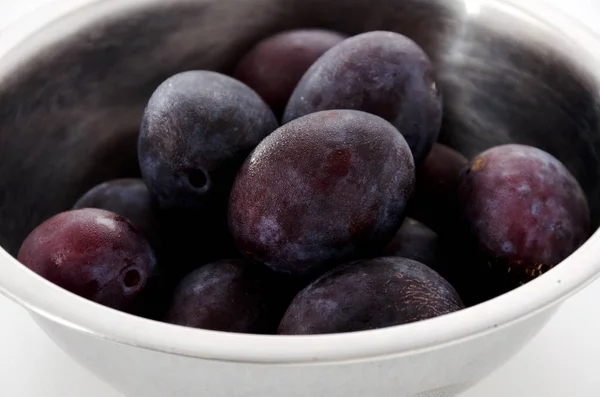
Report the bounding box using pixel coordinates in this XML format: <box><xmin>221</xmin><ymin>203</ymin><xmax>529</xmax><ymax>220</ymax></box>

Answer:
<box><xmin>283</xmin><ymin>31</ymin><xmax>442</xmax><ymax>164</ymax></box>
<box><xmin>138</xmin><ymin>71</ymin><xmax>278</xmax><ymax>272</ymax></box>
<box><xmin>408</xmin><ymin>144</ymin><xmax>468</xmax><ymax>235</ymax></box>
<box><xmin>138</xmin><ymin>70</ymin><xmax>278</xmax><ymax>212</ymax></box>
<box><xmin>74</xmin><ymin>178</ymin><xmax>160</xmax><ymax>247</ymax></box>
<box><xmin>165</xmin><ymin>259</ymin><xmax>294</xmax><ymax>334</ymax></box>
<box><xmin>278</xmin><ymin>257</ymin><xmax>464</xmax><ymax>335</ymax></box>
<box><xmin>383</xmin><ymin>218</ymin><xmax>438</xmax><ymax>268</ymax></box>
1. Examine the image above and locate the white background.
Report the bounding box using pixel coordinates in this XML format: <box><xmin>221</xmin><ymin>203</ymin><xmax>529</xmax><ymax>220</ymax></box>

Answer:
<box><xmin>1</xmin><ymin>0</ymin><xmax>600</xmax><ymax>396</ymax></box>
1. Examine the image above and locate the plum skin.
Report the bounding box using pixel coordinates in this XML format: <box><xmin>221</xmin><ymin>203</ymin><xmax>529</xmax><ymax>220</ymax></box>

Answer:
<box><xmin>407</xmin><ymin>143</ymin><xmax>468</xmax><ymax>235</ymax></box>
<box><xmin>228</xmin><ymin>109</ymin><xmax>415</xmax><ymax>277</ymax></box>
<box><xmin>283</xmin><ymin>30</ymin><xmax>442</xmax><ymax>164</ymax></box>
<box><xmin>138</xmin><ymin>70</ymin><xmax>278</xmax><ymax>212</ymax></box>
<box><xmin>165</xmin><ymin>258</ymin><xmax>295</xmax><ymax>334</ymax></box>
<box><xmin>278</xmin><ymin>257</ymin><xmax>464</xmax><ymax>335</ymax></box>
<box><xmin>404</xmin><ymin>144</ymin><xmax>473</xmax><ymax>299</ymax></box>
<box><xmin>458</xmin><ymin>144</ymin><xmax>590</xmax><ymax>284</ymax></box>
<box><xmin>233</xmin><ymin>29</ymin><xmax>347</xmax><ymax>117</ymax></box>
<box><xmin>137</xmin><ymin>70</ymin><xmax>278</xmax><ymax>272</ymax></box>
<box><xmin>73</xmin><ymin>178</ymin><xmax>160</xmax><ymax>246</ymax></box>
<box><xmin>382</xmin><ymin>218</ymin><xmax>439</xmax><ymax>269</ymax></box>
<box><xmin>17</xmin><ymin>208</ymin><xmax>157</xmax><ymax>311</ymax></box>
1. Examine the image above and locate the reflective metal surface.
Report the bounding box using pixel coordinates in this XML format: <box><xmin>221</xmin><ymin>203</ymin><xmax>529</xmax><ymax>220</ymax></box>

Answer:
<box><xmin>0</xmin><ymin>0</ymin><xmax>599</xmax><ymax>256</ymax></box>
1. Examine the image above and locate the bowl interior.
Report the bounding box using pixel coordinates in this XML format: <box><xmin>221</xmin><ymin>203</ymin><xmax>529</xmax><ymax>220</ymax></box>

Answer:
<box><xmin>0</xmin><ymin>0</ymin><xmax>599</xmax><ymax>260</ymax></box>
<box><xmin>1</xmin><ymin>0</ymin><xmax>600</xmax><ymax>364</ymax></box>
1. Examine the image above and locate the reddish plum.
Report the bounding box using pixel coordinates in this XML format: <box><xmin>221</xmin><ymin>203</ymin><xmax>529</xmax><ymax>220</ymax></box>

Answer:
<box><xmin>458</xmin><ymin>144</ymin><xmax>590</xmax><ymax>285</ymax></box>
<box><xmin>17</xmin><ymin>208</ymin><xmax>157</xmax><ymax>311</ymax></box>
<box><xmin>234</xmin><ymin>29</ymin><xmax>347</xmax><ymax>117</ymax></box>
<box><xmin>229</xmin><ymin>110</ymin><xmax>415</xmax><ymax>276</ymax></box>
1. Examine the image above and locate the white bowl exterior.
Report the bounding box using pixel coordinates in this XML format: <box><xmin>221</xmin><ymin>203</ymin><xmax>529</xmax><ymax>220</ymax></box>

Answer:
<box><xmin>33</xmin><ymin>306</ymin><xmax>557</xmax><ymax>397</ymax></box>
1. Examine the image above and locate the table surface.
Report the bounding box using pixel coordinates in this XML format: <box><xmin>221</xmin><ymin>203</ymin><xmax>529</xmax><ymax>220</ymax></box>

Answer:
<box><xmin>1</xmin><ymin>0</ymin><xmax>600</xmax><ymax>396</ymax></box>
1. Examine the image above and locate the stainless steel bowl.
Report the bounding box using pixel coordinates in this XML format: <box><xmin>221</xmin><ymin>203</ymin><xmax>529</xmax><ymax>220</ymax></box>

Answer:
<box><xmin>0</xmin><ymin>1</ymin><xmax>599</xmax><ymax>396</ymax></box>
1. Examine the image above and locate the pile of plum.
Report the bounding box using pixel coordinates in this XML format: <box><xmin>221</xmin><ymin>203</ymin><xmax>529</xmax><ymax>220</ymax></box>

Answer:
<box><xmin>17</xmin><ymin>30</ymin><xmax>591</xmax><ymax>335</ymax></box>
